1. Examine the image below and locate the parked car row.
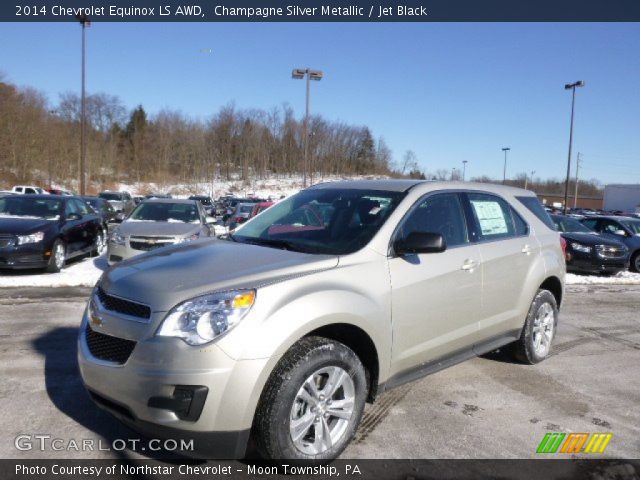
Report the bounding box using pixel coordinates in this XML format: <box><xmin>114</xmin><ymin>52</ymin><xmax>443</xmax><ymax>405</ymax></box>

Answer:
<box><xmin>550</xmin><ymin>213</ymin><xmax>640</xmax><ymax>274</ymax></box>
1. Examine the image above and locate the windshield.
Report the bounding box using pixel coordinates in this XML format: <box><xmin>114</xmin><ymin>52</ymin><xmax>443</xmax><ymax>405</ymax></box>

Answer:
<box><xmin>99</xmin><ymin>192</ymin><xmax>123</xmax><ymax>201</ymax></box>
<box><xmin>128</xmin><ymin>202</ymin><xmax>200</xmax><ymax>223</ymax></box>
<box><xmin>232</xmin><ymin>188</ymin><xmax>406</xmax><ymax>255</ymax></box>
<box><xmin>552</xmin><ymin>215</ymin><xmax>592</xmax><ymax>233</ymax></box>
<box><xmin>0</xmin><ymin>197</ymin><xmax>61</xmax><ymax>220</ymax></box>
<box><xmin>621</xmin><ymin>219</ymin><xmax>640</xmax><ymax>234</ymax></box>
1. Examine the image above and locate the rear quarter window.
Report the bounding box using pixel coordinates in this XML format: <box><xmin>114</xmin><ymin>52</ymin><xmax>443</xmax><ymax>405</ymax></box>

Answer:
<box><xmin>516</xmin><ymin>196</ymin><xmax>556</xmax><ymax>230</ymax></box>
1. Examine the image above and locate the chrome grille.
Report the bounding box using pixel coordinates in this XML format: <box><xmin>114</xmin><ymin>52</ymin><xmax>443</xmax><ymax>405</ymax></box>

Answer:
<box><xmin>129</xmin><ymin>236</ymin><xmax>175</xmax><ymax>252</ymax></box>
<box><xmin>595</xmin><ymin>245</ymin><xmax>627</xmax><ymax>259</ymax></box>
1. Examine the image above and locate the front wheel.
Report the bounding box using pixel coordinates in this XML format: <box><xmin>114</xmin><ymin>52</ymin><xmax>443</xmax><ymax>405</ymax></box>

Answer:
<box><xmin>253</xmin><ymin>336</ymin><xmax>367</xmax><ymax>460</ymax></box>
<box><xmin>92</xmin><ymin>229</ymin><xmax>106</xmax><ymax>256</ymax></box>
<box><xmin>510</xmin><ymin>289</ymin><xmax>558</xmax><ymax>364</ymax></box>
<box><xmin>45</xmin><ymin>240</ymin><xmax>66</xmax><ymax>273</ymax></box>
<box><xmin>631</xmin><ymin>252</ymin><xmax>640</xmax><ymax>273</ymax></box>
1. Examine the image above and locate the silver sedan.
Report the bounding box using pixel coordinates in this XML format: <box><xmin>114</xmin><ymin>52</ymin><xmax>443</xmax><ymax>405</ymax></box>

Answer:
<box><xmin>107</xmin><ymin>198</ymin><xmax>216</xmax><ymax>265</ymax></box>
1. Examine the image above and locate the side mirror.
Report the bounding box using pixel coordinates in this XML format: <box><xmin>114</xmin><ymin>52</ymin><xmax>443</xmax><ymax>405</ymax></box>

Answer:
<box><xmin>66</xmin><ymin>213</ymin><xmax>81</xmax><ymax>221</ymax></box>
<box><xmin>394</xmin><ymin>232</ymin><xmax>447</xmax><ymax>256</ymax></box>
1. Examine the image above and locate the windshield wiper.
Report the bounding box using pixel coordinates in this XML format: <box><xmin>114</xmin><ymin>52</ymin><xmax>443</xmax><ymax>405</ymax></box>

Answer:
<box><xmin>238</xmin><ymin>237</ymin><xmax>312</xmax><ymax>253</ymax></box>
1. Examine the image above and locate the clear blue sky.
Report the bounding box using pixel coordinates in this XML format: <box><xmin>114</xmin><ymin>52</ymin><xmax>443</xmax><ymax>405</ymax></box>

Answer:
<box><xmin>1</xmin><ymin>22</ymin><xmax>639</xmax><ymax>183</ymax></box>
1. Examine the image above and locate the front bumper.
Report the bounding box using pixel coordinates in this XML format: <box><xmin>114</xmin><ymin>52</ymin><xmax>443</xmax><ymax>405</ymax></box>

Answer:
<box><xmin>566</xmin><ymin>252</ymin><xmax>629</xmax><ymax>274</ymax></box>
<box><xmin>0</xmin><ymin>243</ymin><xmax>49</xmax><ymax>269</ymax></box>
<box><xmin>77</xmin><ymin>309</ymin><xmax>269</xmax><ymax>458</ymax></box>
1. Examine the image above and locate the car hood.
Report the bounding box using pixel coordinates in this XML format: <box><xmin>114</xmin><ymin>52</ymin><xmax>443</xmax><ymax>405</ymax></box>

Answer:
<box><xmin>117</xmin><ymin>221</ymin><xmax>201</xmax><ymax>237</ymax></box>
<box><xmin>100</xmin><ymin>239</ymin><xmax>339</xmax><ymax>311</ymax></box>
<box><xmin>0</xmin><ymin>217</ymin><xmax>56</xmax><ymax>235</ymax></box>
<box><xmin>561</xmin><ymin>232</ymin><xmax>625</xmax><ymax>247</ymax></box>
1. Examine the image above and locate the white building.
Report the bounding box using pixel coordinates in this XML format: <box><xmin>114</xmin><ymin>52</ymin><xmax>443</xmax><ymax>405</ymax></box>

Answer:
<box><xmin>603</xmin><ymin>184</ymin><xmax>640</xmax><ymax>212</ymax></box>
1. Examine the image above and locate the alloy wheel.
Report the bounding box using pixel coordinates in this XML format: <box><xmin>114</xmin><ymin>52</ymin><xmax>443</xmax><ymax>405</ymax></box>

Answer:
<box><xmin>289</xmin><ymin>366</ymin><xmax>355</xmax><ymax>455</ymax></box>
<box><xmin>532</xmin><ymin>302</ymin><xmax>554</xmax><ymax>356</ymax></box>
<box><xmin>54</xmin><ymin>243</ymin><xmax>65</xmax><ymax>270</ymax></box>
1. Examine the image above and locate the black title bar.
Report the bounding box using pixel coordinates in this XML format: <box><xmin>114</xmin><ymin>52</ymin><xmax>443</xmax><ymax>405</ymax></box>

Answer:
<box><xmin>4</xmin><ymin>0</ymin><xmax>640</xmax><ymax>22</ymax></box>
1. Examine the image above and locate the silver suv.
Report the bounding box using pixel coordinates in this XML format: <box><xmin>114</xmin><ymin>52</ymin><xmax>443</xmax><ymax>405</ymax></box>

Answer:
<box><xmin>78</xmin><ymin>180</ymin><xmax>565</xmax><ymax>460</ymax></box>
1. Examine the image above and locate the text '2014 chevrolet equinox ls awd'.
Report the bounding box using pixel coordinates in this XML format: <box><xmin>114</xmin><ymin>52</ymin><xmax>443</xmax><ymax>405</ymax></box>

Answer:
<box><xmin>78</xmin><ymin>180</ymin><xmax>565</xmax><ymax>460</ymax></box>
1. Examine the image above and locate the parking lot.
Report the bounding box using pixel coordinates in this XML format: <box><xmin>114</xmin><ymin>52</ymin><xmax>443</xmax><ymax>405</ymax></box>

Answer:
<box><xmin>0</xmin><ymin>283</ymin><xmax>638</xmax><ymax>460</ymax></box>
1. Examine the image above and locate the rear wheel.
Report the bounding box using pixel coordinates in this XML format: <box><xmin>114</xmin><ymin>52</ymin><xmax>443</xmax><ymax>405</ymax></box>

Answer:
<box><xmin>510</xmin><ymin>289</ymin><xmax>558</xmax><ymax>364</ymax></box>
<box><xmin>631</xmin><ymin>252</ymin><xmax>640</xmax><ymax>273</ymax></box>
<box><xmin>253</xmin><ymin>336</ymin><xmax>367</xmax><ymax>460</ymax></box>
<box><xmin>45</xmin><ymin>240</ymin><xmax>65</xmax><ymax>273</ymax></box>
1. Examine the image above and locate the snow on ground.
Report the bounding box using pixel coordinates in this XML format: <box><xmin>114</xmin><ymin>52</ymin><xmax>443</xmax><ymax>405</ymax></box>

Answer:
<box><xmin>566</xmin><ymin>271</ymin><xmax>640</xmax><ymax>285</ymax></box>
<box><xmin>0</xmin><ymin>255</ymin><xmax>106</xmax><ymax>288</ymax></box>
<box><xmin>2</xmin><ymin>252</ymin><xmax>640</xmax><ymax>289</ymax></box>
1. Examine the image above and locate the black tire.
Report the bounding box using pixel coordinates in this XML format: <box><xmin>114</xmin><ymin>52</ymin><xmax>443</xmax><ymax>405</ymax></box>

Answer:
<box><xmin>510</xmin><ymin>289</ymin><xmax>558</xmax><ymax>364</ymax></box>
<box><xmin>631</xmin><ymin>252</ymin><xmax>640</xmax><ymax>273</ymax></box>
<box><xmin>253</xmin><ymin>336</ymin><xmax>367</xmax><ymax>461</ymax></box>
<box><xmin>45</xmin><ymin>239</ymin><xmax>66</xmax><ymax>273</ymax></box>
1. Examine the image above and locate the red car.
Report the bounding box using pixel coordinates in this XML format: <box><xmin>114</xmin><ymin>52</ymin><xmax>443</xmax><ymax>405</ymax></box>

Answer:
<box><xmin>250</xmin><ymin>201</ymin><xmax>274</xmax><ymax>218</ymax></box>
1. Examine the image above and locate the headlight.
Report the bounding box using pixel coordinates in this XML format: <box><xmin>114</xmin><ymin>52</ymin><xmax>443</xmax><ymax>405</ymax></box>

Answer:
<box><xmin>109</xmin><ymin>230</ymin><xmax>126</xmax><ymax>245</ymax></box>
<box><xmin>156</xmin><ymin>290</ymin><xmax>256</xmax><ymax>345</ymax></box>
<box><xmin>16</xmin><ymin>231</ymin><xmax>45</xmax><ymax>245</ymax></box>
<box><xmin>570</xmin><ymin>242</ymin><xmax>591</xmax><ymax>253</ymax></box>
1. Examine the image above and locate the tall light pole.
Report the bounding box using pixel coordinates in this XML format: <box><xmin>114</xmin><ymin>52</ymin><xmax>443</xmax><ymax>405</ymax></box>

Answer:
<box><xmin>76</xmin><ymin>13</ymin><xmax>90</xmax><ymax>195</ymax></box>
<box><xmin>462</xmin><ymin>160</ymin><xmax>468</xmax><ymax>182</ymax></box>
<box><xmin>292</xmin><ymin>68</ymin><xmax>323</xmax><ymax>188</ymax></box>
<box><xmin>563</xmin><ymin>80</ymin><xmax>585</xmax><ymax>214</ymax></box>
<box><xmin>501</xmin><ymin>147</ymin><xmax>510</xmax><ymax>184</ymax></box>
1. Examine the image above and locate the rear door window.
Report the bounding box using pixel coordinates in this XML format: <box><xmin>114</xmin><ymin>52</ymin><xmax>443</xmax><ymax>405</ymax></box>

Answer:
<box><xmin>466</xmin><ymin>193</ymin><xmax>518</xmax><ymax>241</ymax></box>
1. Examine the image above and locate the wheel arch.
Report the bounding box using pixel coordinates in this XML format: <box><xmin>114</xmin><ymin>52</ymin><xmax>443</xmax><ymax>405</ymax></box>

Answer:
<box><xmin>304</xmin><ymin>323</ymin><xmax>380</xmax><ymax>403</ymax></box>
<box><xmin>539</xmin><ymin>275</ymin><xmax>563</xmax><ymax>308</ymax></box>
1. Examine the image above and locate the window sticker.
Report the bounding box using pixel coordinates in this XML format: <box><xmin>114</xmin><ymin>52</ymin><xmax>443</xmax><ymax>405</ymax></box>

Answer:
<box><xmin>471</xmin><ymin>200</ymin><xmax>508</xmax><ymax>235</ymax></box>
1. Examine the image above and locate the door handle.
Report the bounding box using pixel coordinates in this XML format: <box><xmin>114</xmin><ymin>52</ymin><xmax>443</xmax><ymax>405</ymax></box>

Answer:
<box><xmin>461</xmin><ymin>259</ymin><xmax>478</xmax><ymax>271</ymax></box>
<box><xmin>521</xmin><ymin>244</ymin><xmax>532</xmax><ymax>255</ymax></box>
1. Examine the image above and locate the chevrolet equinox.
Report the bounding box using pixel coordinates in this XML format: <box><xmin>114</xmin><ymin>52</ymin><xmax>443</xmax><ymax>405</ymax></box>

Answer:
<box><xmin>79</xmin><ymin>180</ymin><xmax>565</xmax><ymax>460</ymax></box>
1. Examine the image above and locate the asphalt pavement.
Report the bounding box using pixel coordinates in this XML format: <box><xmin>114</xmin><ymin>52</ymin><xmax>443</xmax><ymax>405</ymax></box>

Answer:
<box><xmin>0</xmin><ymin>284</ymin><xmax>638</xmax><ymax>460</ymax></box>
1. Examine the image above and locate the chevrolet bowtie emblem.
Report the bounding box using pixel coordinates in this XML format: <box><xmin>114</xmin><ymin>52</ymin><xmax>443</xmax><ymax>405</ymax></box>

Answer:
<box><xmin>90</xmin><ymin>312</ymin><xmax>103</xmax><ymax>327</ymax></box>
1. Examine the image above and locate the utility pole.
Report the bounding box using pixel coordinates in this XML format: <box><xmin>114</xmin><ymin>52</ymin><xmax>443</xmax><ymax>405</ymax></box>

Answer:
<box><xmin>573</xmin><ymin>153</ymin><xmax>581</xmax><ymax>209</ymax></box>
<box><xmin>462</xmin><ymin>160</ymin><xmax>468</xmax><ymax>182</ymax></box>
<box><xmin>524</xmin><ymin>170</ymin><xmax>535</xmax><ymax>190</ymax></box>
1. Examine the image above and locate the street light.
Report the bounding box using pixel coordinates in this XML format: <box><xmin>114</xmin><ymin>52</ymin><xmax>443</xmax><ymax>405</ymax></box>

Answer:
<box><xmin>462</xmin><ymin>160</ymin><xmax>468</xmax><ymax>182</ymax></box>
<box><xmin>76</xmin><ymin>13</ymin><xmax>90</xmax><ymax>195</ymax></box>
<box><xmin>501</xmin><ymin>147</ymin><xmax>510</xmax><ymax>184</ymax></box>
<box><xmin>292</xmin><ymin>68</ymin><xmax>323</xmax><ymax>187</ymax></box>
<box><xmin>563</xmin><ymin>80</ymin><xmax>585</xmax><ymax>214</ymax></box>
